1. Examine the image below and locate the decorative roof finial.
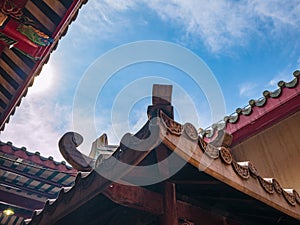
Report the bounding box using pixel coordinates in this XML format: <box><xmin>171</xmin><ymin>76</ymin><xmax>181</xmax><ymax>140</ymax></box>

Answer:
<box><xmin>147</xmin><ymin>84</ymin><xmax>174</xmax><ymax>119</ymax></box>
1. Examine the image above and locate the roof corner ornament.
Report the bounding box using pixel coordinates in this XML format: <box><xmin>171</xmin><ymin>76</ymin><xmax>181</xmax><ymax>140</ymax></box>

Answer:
<box><xmin>58</xmin><ymin>132</ymin><xmax>95</xmax><ymax>171</ymax></box>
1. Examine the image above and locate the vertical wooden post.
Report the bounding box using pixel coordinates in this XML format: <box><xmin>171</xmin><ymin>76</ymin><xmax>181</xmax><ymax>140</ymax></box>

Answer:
<box><xmin>161</xmin><ymin>181</ymin><xmax>178</xmax><ymax>225</ymax></box>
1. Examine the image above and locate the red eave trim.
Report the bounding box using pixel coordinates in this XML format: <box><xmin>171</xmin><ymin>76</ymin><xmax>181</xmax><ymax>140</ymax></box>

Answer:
<box><xmin>228</xmin><ymin>85</ymin><xmax>300</xmax><ymax>146</ymax></box>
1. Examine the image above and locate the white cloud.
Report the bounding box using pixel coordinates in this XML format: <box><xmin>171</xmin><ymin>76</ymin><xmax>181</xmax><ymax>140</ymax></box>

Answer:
<box><xmin>268</xmin><ymin>75</ymin><xmax>290</xmax><ymax>87</ymax></box>
<box><xmin>28</xmin><ymin>63</ymin><xmax>56</xmax><ymax>95</ymax></box>
<box><xmin>249</xmin><ymin>0</ymin><xmax>300</xmax><ymax>28</ymax></box>
<box><xmin>68</xmin><ymin>0</ymin><xmax>137</xmax><ymax>46</ymax></box>
<box><xmin>0</xmin><ymin>93</ymin><xmax>72</xmax><ymax>162</ymax></box>
<box><xmin>239</xmin><ymin>82</ymin><xmax>258</xmax><ymax>98</ymax></box>
<box><xmin>72</xmin><ymin>0</ymin><xmax>300</xmax><ymax>53</ymax></box>
<box><xmin>146</xmin><ymin>0</ymin><xmax>250</xmax><ymax>52</ymax></box>
<box><xmin>103</xmin><ymin>0</ymin><xmax>137</xmax><ymax>11</ymax></box>
<box><xmin>146</xmin><ymin>0</ymin><xmax>300</xmax><ymax>52</ymax></box>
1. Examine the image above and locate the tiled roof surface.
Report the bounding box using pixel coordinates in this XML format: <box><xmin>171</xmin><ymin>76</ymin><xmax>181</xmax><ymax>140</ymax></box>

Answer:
<box><xmin>0</xmin><ymin>141</ymin><xmax>76</xmax><ymax>173</ymax></box>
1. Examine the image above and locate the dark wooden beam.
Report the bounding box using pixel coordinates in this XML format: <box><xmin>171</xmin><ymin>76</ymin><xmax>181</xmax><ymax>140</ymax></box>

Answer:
<box><xmin>152</xmin><ymin>84</ymin><xmax>172</xmax><ymax>106</ymax></box>
<box><xmin>58</xmin><ymin>132</ymin><xmax>94</xmax><ymax>171</ymax></box>
<box><xmin>170</xmin><ymin>180</ymin><xmax>221</xmax><ymax>185</ymax></box>
<box><xmin>191</xmin><ymin>196</ymin><xmax>256</xmax><ymax>206</ymax></box>
<box><xmin>148</xmin><ymin>84</ymin><xmax>174</xmax><ymax>119</ymax></box>
<box><xmin>103</xmin><ymin>182</ymin><xmax>163</xmax><ymax>216</ymax></box>
<box><xmin>155</xmin><ymin>144</ymin><xmax>171</xmax><ymax>179</ymax></box>
<box><xmin>0</xmin><ymin>189</ymin><xmax>45</xmax><ymax>210</ymax></box>
<box><xmin>161</xmin><ymin>182</ymin><xmax>178</xmax><ymax>225</ymax></box>
<box><xmin>103</xmin><ymin>182</ymin><xmax>245</xmax><ymax>225</ymax></box>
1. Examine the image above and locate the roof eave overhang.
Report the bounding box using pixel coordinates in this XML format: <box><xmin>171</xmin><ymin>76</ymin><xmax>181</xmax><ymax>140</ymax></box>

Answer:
<box><xmin>0</xmin><ymin>0</ymin><xmax>88</xmax><ymax>132</ymax></box>
<box><xmin>158</xmin><ymin>111</ymin><xmax>300</xmax><ymax>219</ymax></box>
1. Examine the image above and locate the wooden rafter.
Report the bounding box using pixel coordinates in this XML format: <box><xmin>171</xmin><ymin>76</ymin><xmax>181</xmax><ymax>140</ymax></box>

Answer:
<box><xmin>0</xmin><ymin>179</ymin><xmax>56</xmax><ymax>199</ymax></box>
<box><xmin>0</xmin><ymin>164</ymin><xmax>67</xmax><ymax>188</ymax></box>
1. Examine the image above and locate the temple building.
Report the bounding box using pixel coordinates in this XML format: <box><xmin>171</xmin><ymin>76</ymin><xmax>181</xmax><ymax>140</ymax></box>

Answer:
<box><xmin>0</xmin><ymin>141</ymin><xmax>77</xmax><ymax>225</ymax></box>
<box><xmin>1</xmin><ymin>0</ymin><xmax>300</xmax><ymax>224</ymax></box>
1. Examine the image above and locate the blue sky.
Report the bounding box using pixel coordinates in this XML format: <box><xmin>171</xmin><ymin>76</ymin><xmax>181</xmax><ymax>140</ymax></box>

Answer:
<box><xmin>1</xmin><ymin>0</ymin><xmax>300</xmax><ymax>162</ymax></box>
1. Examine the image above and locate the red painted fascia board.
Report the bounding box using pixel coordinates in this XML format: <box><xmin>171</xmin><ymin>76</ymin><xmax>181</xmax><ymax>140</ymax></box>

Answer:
<box><xmin>228</xmin><ymin>86</ymin><xmax>300</xmax><ymax>146</ymax></box>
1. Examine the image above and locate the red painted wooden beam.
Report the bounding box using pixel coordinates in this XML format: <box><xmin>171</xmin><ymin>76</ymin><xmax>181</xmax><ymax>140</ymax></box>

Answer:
<box><xmin>0</xmin><ymin>0</ymin><xmax>29</xmax><ymax>11</ymax></box>
<box><xmin>0</xmin><ymin>42</ymin><xmax>5</xmax><ymax>55</ymax></box>
<box><xmin>0</xmin><ymin>0</ymin><xmax>85</xmax><ymax>131</ymax></box>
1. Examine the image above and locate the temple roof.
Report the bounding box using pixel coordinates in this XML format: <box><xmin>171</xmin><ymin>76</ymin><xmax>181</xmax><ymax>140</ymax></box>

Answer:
<box><xmin>24</xmin><ymin>80</ymin><xmax>300</xmax><ymax>225</ymax></box>
<box><xmin>0</xmin><ymin>0</ymin><xmax>87</xmax><ymax>131</ymax></box>
<box><xmin>0</xmin><ymin>141</ymin><xmax>77</xmax><ymax>225</ymax></box>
